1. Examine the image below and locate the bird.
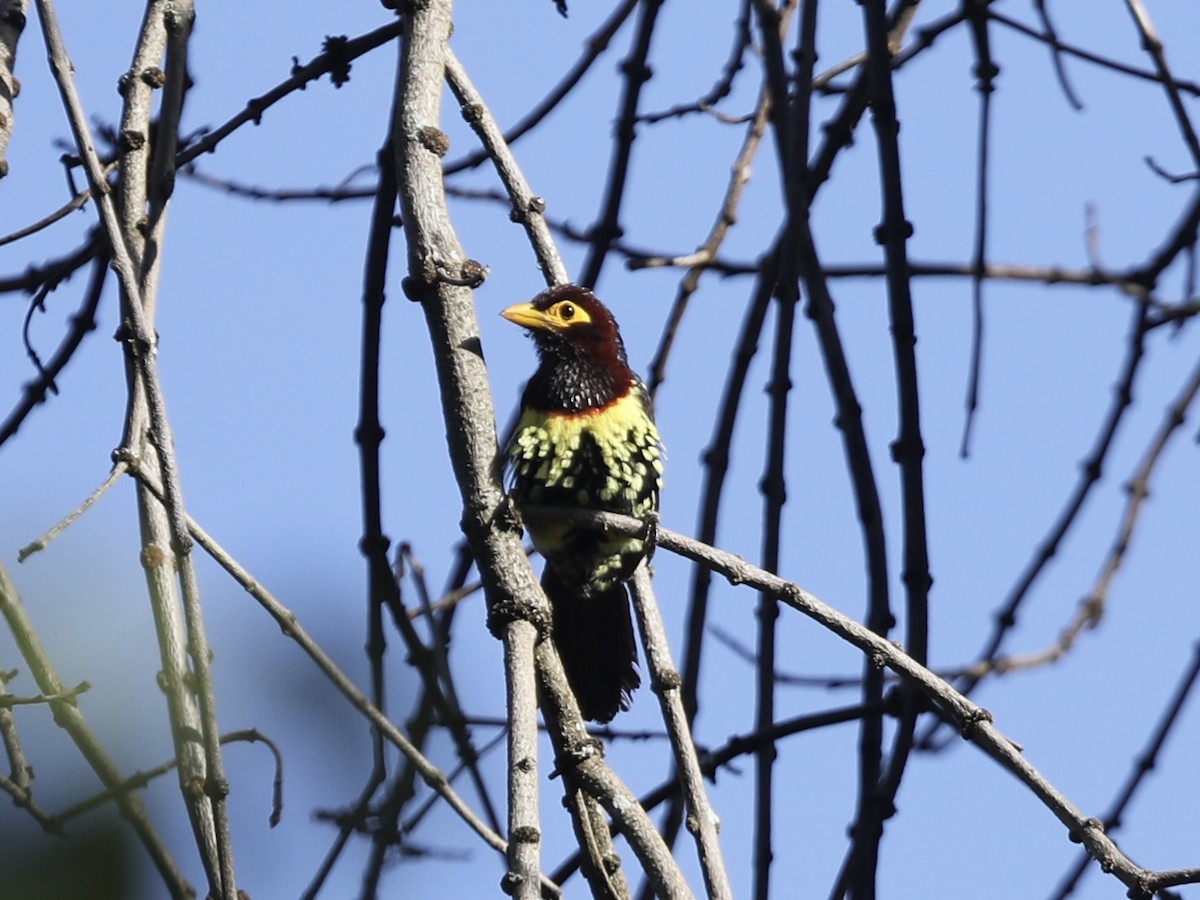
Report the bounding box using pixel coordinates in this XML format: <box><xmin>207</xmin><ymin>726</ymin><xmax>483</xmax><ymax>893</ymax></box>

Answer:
<box><xmin>500</xmin><ymin>284</ymin><xmax>663</xmax><ymax>723</ymax></box>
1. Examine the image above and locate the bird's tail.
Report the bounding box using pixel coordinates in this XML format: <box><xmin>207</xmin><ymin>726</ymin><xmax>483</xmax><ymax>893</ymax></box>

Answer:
<box><xmin>542</xmin><ymin>567</ymin><xmax>641</xmax><ymax>723</ymax></box>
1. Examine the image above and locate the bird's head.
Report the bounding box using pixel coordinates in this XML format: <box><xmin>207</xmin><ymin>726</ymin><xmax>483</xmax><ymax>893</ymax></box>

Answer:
<box><xmin>501</xmin><ymin>284</ymin><xmax>629</xmax><ymax>370</ymax></box>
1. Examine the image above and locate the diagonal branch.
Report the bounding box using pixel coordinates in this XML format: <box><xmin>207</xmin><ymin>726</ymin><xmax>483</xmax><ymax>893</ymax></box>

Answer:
<box><xmin>528</xmin><ymin>505</ymin><xmax>1199</xmax><ymax>900</ymax></box>
<box><xmin>1049</xmin><ymin>640</ymin><xmax>1200</xmax><ymax>899</ymax></box>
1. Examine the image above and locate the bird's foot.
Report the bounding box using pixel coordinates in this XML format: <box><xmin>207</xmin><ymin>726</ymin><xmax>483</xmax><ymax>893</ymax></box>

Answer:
<box><xmin>494</xmin><ymin>493</ymin><xmax>524</xmax><ymax>534</ymax></box>
<box><xmin>640</xmin><ymin>509</ymin><xmax>660</xmax><ymax>560</ymax></box>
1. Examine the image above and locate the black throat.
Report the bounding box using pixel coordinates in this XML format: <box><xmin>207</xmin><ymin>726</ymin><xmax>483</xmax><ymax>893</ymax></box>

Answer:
<box><xmin>524</xmin><ymin>337</ymin><xmax>632</xmax><ymax>413</ymax></box>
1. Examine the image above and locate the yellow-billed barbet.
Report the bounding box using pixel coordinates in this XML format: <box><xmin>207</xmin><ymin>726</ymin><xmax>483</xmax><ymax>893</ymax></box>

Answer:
<box><xmin>501</xmin><ymin>284</ymin><xmax>663</xmax><ymax>723</ymax></box>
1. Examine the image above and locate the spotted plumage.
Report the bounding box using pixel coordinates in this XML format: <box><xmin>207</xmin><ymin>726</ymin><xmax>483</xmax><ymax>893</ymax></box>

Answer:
<box><xmin>501</xmin><ymin>284</ymin><xmax>663</xmax><ymax>722</ymax></box>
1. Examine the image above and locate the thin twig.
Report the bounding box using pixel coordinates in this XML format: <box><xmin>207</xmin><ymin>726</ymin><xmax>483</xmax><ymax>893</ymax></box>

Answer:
<box><xmin>1084</xmin><ymin>351</ymin><xmax>1200</xmax><ymax>628</ymax></box>
<box><xmin>1</xmin><ymin>252</ymin><xmax>106</xmax><ymax>453</ymax></box>
<box><xmin>1121</xmin><ymin>0</ymin><xmax>1200</xmax><ymax>169</ymax></box>
<box><xmin>637</xmin><ymin>0</ymin><xmax>752</xmax><ymax>124</ymax></box>
<box><xmin>444</xmin><ymin>46</ymin><xmax>567</xmax><ymax>284</ymax></box>
<box><xmin>53</xmin><ymin>729</ymin><xmax>284</xmax><ymax>830</ymax></box>
<box><xmin>923</xmin><ymin>301</ymin><xmax>1151</xmax><ymax>747</ymax></box>
<box><xmin>645</xmin><ymin>82</ymin><xmax>771</xmax><ymax>394</ymax></box>
<box><xmin>0</xmin><ymin>560</ymin><xmax>191</xmax><ymax>896</ymax></box>
<box><xmin>748</xmin><ymin>2</ymin><xmax>805</xmax><ymax>893</ymax></box>
<box><xmin>177</xmin><ymin>164</ymin><xmax>376</xmax><ymax>202</ymax></box>
<box><xmin>988</xmin><ymin>9</ymin><xmax>1200</xmax><ymax>98</ymax></box>
<box><xmin>579</xmin><ymin>0</ymin><xmax>665</xmax><ymax>288</ymax></box>
<box><xmin>394</xmin><ymin>728</ymin><xmax>509</xmax><ymax>838</ymax></box>
<box><xmin>0</xmin><ymin>231</ymin><xmax>102</xmax><ymax>295</ymax></box>
<box><xmin>174</xmin><ymin>21</ymin><xmax>404</xmax><ymax>170</ymax></box>
<box><xmin>17</xmin><ymin>463</ymin><xmax>125</xmax><ymax>563</ymax></box>
<box><xmin>0</xmin><ymin>169</ymin><xmax>114</xmax><ymax>247</ymax></box>
<box><xmin>960</xmin><ymin>0</ymin><xmax>998</xmax><ymax>459</ymax></box>
<box><xmin>1049</xmin><ymin>641</ymin><xmax>1200</xmax><ymax>899</ymax></box>
<box><xmin>1032</xmin><ymin>0</ymin><xmax>1084</xmax><ymax>110</ymax></box>
<box><xmin>443</xmin><ymin>0</ymin><xmax>639</xmax><ymax>176</ymax></box>
<box><xmin>344</xmin><ymin>135</ymin><xmax>400</xmax><ymax>900</ymax></box>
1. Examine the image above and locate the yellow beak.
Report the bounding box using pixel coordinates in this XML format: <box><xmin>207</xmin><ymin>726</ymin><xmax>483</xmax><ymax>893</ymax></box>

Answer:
<box><xmin>500</xmin><ymin>301</ymin><xmax>556</xmax><ymax>332</ymax></box>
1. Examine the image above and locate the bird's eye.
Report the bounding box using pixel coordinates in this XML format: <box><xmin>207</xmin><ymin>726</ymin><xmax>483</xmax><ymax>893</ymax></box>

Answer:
<box><xmin>559</xmin><ymin>303</ymin><xmax>575</xmax><ymax>320</ymax></box>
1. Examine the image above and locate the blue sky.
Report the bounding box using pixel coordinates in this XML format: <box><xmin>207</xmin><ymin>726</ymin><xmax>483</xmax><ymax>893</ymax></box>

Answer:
<box><xmin>2</xmin><ymin>2</ymin><xmax>1200</xmax><ymax>898</ymax></box>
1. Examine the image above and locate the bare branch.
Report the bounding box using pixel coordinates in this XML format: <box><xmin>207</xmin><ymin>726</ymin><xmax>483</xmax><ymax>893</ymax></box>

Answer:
<box><xmin>444</xmin><ymin>46</ymin><xmax>567</xmax><ymax>285</ymax></box>
<box><xmin>443</xmin><ymin>0</ymin><xmax>639</xmax><ymax>176</ymax></box>
<box><xmin>393</xmin><ymin>5</ymin><xmax>548</xmax><ymax>898</ymax></box>
<box><xmin>579</xmin><ymin>0</ymin><xmax>666</xmax><ymax>288</ymax></box>
<box><xmin>525</xmin><ymin>505</ymin><xmax>1197</xmax><ymax>900</ymax></box>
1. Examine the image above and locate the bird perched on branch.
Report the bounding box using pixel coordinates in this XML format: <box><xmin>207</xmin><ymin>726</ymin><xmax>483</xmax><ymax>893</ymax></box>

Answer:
<box><xmin>501</xmin><ymin>284</ymin><xmax>663</xmax><ymax>723</ymax></box>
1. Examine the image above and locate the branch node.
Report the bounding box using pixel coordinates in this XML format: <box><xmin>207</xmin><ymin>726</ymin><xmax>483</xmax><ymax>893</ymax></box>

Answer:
<box><xmin>417</xmin><ymin>125</ymin><xmax>450</xmax><ymax>158</ymax></box>
<box><xmin>492</xmin><ymin>494</ymin><xmax>524</xmax><ymax>536</ymax></box>
<box><xmin>1068</xmin><ymin>817</ymin><xmax>1106</xmax><ymax>845</ymax></box>
<box><xmin>511</xmin><ymin>824</ymin><xmax>541</xmax><ymax>844</ymax></box>
<box><xmin>486</xmin><ymin>590</ymin><xmax>551</xmax><ymax>642</ymax></box>
<box><xmin>401</xmin><ymin>275</ymin><xmax>433</xmax><ymax>303</ymax></box>
<box><xmin>140</xmin><ymin>67</ymin><xmax>166</xmax><ymax>89</ymax></box>
<box><xmin>2</xmin><ymin>6</ymin><xmax>26</xmax><ymax>29</ymax></box>
<box><xmin>873</xmin><ymin>219</ymin><xmax>915</xmax><ymax>243</ymax></box>
<box><xmin>321</xmin><ymin>35</ymin><xmax>353</xmax><ymax>88</ymax></box>
<box><xmin>439</xmin><ymin>258</ymin><xmax>488</xmax><ymax>288</ymax></box>
<box><xmin>460</xmin><ymin>101</ymin><xmax>484</xmax><ymax>124</ymax></box>
<box><xmin>959</xmin><ymin>706</ymin><xmax>993</xmax><ymax>739</ymax></box>
<box><xmin>640</xmin><ymin>509</ymin><xmax>660</xmax><ymax>560</ymax></box>
<box><xmin>499</xmin><ymin>871</ymin><xmax>525</xmax><ymax>896</ymax></box>
<box><xmin>619</xmin><ymin>59</ymin><xmax>653</xmax><ymax>85</ymax></box>
<box><xmin>206</xmin><ymin>774</ymin><xmax>231</xmax><ymax>803</ymax></box>
<box><xmin>652</xmin><ymin>668</ymin><xmax>682</xmax><ymax>695</ymax></box>
<box><xmin>119</xmin><ymin>129</ymin><xmax>147</xmax><ymax>152</ymax></box>
<box><xmin>548</xmin><ymin>735</ymin><xmax>604</xmax><ymax>780</ymax></box>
